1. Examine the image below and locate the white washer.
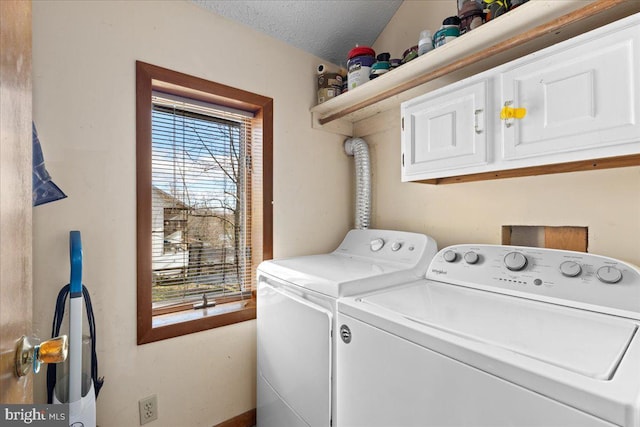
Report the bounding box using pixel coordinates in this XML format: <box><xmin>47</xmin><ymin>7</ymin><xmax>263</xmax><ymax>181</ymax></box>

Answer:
<box><xmin>256</xmin><ymin>229</ymin><xmax>438</xmax><ymax>427</ymax></box>
<box><xmin>337</xmin><ymin>244</ymin><xmax>640</xmax><ymax>427</ymax></box>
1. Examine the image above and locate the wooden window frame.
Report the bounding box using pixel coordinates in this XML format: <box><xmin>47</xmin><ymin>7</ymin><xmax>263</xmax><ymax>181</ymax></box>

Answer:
<box><xmin>136</xmin><ymin>61</ymin><xmax>273</xmax><ymax>344</ymax></box>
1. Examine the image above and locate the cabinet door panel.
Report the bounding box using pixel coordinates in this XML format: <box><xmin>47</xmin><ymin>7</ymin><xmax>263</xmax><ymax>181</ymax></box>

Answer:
<box><xmin>501</xmin><ymin>24</ymin><xmax>640</xmax><ymax>161</ymax></box>
<box><xmin>402</xmin><ymin>80</ymin><xmax>488</xmax><ymax>180</ymax></box>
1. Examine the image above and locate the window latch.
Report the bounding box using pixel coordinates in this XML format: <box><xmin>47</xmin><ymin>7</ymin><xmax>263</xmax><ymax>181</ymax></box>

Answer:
<box><xmin>193</xmin><ymin>294</ymin><xmax>216</xmax><ymax>310</ymax></box>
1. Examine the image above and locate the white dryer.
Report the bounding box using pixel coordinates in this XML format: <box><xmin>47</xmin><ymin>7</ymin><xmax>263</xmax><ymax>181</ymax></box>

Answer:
<box><xmin>256</xmin><ymin>229</ymin><xmax>438</xmax><ymax>427</ymax></box>
<box><xmin>337</xmin><ymin>245</ymin><xmax>640</xmax><ymax>427</ymax></box>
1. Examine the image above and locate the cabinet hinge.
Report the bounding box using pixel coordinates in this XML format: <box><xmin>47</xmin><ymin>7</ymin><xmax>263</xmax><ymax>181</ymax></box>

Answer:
<box><xmin>402</xmin><ymin>153</ymin><xmax>404</xmax><ymax>167</ymax></box>
<box><xmin>401</xmin><ymin>117</ymin><xmax>404</xmax><ymax>131</ymax></box>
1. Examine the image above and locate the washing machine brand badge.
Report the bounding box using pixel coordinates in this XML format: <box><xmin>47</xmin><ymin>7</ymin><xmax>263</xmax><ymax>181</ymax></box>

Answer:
<box><xmin>340</xmin><ymin>325</ymin><xmax>352</xmax><ymax>344</ymax></box>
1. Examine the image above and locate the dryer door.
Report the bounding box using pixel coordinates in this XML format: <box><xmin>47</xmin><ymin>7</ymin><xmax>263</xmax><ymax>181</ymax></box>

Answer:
<box><xmin>257</xmin><ymin>279</ymin><xmax>332</xmax><ymax>427</ymax></box>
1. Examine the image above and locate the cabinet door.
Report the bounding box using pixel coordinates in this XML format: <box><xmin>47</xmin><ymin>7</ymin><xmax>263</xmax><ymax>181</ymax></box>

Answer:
<box><xmin>500</xmin><ymin>21</ymin><xmax>640</xmax><ymax>162</ymax></box>
<box><xmin>402</xmin><ymin>79</ymin><xmax>488</xmax><ymax>181</ymax></box>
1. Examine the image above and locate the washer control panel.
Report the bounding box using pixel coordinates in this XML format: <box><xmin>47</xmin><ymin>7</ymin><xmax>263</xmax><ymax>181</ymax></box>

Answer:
<box><xmin>428</xmin><ymin>244</ymin><xmax>640</xmax><ymax>318</ymax></box>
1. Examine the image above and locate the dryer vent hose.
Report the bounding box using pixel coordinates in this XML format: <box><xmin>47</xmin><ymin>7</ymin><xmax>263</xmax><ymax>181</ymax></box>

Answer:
<box><xmin>344</xmin><ymin>137</ymin><xmax>371</xmax><ymax>230</ymax></box>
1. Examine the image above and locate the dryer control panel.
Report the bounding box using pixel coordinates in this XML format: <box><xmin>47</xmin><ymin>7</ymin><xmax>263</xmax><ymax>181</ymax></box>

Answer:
<box><xmin>334</xmin><ymin>229</ymin><xmax>438</xmax><ymax>272</ymax></box>
<box><xmin>427</xmin><ymin>245</ymin><xmax>640</xmax><ymax>319</ymax></box>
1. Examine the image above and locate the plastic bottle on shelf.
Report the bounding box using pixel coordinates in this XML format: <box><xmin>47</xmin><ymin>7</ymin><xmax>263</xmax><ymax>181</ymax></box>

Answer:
<box><xmin>418</xmin><ymin>30</ymin><xmax>434</xmax><ymax>56</ymax></box>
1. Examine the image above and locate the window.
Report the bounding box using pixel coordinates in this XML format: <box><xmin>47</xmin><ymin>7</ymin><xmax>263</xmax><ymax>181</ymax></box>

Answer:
<box><xmin>136</xmin><ymin>61</ymin><xmax>273</xmax><ymax>344</ymax></box>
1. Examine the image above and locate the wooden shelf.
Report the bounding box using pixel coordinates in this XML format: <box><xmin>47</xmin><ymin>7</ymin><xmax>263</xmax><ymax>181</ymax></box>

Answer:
<box><xmin>310</xmin><ymin>0</ymin><xmax>640</xmax><ymax>137</ymax></box>
<box><xmin>417</xmin><ymin>154</ymin><xmax>640</xmax><ymax>185</ymax></box>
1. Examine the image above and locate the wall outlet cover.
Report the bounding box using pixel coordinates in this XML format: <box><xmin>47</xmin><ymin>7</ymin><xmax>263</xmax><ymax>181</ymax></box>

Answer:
<box><xmin>139</xmin><ymin>394</ymin><xmax>158</xmax><ymax>425</ymax></box>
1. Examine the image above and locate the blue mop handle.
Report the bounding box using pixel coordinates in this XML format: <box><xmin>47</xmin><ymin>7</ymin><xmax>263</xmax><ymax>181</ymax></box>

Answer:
<box><xmin>69</xmin><ymin>230</ymin><xmax>83</xmax><ymax>405</ymax></box>
<box><xmin>69</xmin><ymin>231</ymin><xmax>82</xmax><ymax>297</ymax></box>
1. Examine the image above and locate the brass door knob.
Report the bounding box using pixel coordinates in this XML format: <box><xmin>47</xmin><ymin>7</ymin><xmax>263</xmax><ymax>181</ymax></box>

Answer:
<box><xmin>15</xmin><ymin>335</ymin><xmax>68</xmax><ymax>377</ymax></box>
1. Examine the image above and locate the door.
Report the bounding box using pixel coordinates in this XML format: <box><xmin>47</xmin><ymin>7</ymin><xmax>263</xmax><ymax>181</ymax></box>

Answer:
<box><xmin>257</xmin><ymin>278</ymin><xmax>332</xmax><ymax>427</ymax></box>
<box><xmin>401</xmin><ymin>79</ymin><xmax>489</xmax><ymax>181</ymax></box>
<box><xmin>500</xmin><ymin>19</ymin><xmax>640</xmax><ymax>161</ymax></box>
<box><xmin>0</xmin><ymin>0</ymin><xmax>33</xmax><ymax>404</ymax></box>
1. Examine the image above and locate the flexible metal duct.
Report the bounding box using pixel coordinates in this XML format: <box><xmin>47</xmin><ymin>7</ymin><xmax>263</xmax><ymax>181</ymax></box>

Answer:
<box><xmin>344</xmin><ymin>137</ymin><xmax>371</xmax><ymax>230</ymax></box>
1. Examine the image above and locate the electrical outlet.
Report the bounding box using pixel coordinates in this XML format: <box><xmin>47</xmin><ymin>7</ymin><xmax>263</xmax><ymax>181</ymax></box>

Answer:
<box><xmin>139</xmin><ymin>394</ymin><xmax>158</xmax><ymax>425</ymax></box>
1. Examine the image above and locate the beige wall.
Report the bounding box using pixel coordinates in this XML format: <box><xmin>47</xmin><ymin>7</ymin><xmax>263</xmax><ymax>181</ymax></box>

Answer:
<box><xmin>31</xmin><ymin>1</ymin><xmax>350</xmax><ymax>426</ymax></box>
<box><xmin>373</xmin><ymin>0</ymin><xmax>456</xmax><ymax>59</ymax></box>
<box><xmin>369</xmin><ymin>1</ymin><xmax>640</xmax><ymax>266</ymax></box>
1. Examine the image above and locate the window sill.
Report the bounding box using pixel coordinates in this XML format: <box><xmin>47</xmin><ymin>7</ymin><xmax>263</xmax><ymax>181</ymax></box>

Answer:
<box><xmin>152</xmin><ymin>292</ymin><xmax>253</xmax><ymax>316</ymax></box>
<box><xmin>152</xmin><ymin>300</ymin><xmax>252</xmax><ymax>328</ymax></box>
<box><xmin>138</xmin><ymin>300</ymin><xmax>256</xmax><ymax>344</ymax></box>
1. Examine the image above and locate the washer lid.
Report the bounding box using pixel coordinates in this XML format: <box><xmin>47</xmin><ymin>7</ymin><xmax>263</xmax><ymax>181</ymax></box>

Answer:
<box><xmin>361</xmin><ymin>281</ymin><xmax>637</xmax><ymax>380</ymax></box>
<box><xmin>258</xmin><ymin>254</ymin><xmax>409</xmax><ymax>297</ymax></box>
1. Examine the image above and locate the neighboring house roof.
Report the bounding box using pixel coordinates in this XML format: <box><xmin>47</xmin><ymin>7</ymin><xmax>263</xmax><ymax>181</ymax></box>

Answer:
<box><xmin>165</xmin><ymin>230</ymin><xmax>184</xmax><ymax>244</ymax></box>
<box><xmin>152</xmin><ymin>185</ymin><xmax>190</xmax><ymax>209</ymax></box>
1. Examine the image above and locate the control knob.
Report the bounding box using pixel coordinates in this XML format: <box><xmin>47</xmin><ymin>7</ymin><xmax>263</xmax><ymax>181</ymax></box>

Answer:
<box><xmin>443</xmin><ymin>250</ymin><xmax>458</xmax><ymax>263</ymax></box>
<box><xmin>559</xmin><ymin>261</ymin><xmax>582</xmax><ymax>277</ymax></box>
<box><xmin>370</xmin><ymin>238</ymin><xmax>385</xmax><ymax>252</ymax></box>
<box><xmin>391</xmin><ymin>241</ymin><xmax>402</xmax><ymax>252</ymax></box>
<box><xmin>596</xmin><ymin>266</ymin><xmax>623</xmax><ymax>284</ymax></box>
<box><xmin>504</xmin><ymin>252</ymin><xmax>527</xmax><ymax>271</ymax></box>
<box><xmin>464</xmin><ymin>251</ymin><xmax>479</xmax><ymax>264</ymax></box>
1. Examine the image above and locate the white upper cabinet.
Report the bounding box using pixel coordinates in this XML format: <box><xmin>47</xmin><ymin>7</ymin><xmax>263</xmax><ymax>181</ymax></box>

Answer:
<box><xmin>500</xmin><ymin>18</ymin><xmax>640</xmax><ymax>163</ymax></box>
<box><xmin>402</xmin><ymin>12</ymin><xmax>640</xmax><ymax>183</ymax></box>
<box><xmin>402</xmin><ymin>80</ymin><xmax>489</xmax><ymax>179</ymax></box>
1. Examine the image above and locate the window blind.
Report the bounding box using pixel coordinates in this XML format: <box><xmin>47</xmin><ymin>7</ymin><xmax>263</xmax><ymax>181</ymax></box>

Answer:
<box><xmin>150</xmin><ymin>93</ymin><xmax>257</xmax><ymax>310</ymax></box>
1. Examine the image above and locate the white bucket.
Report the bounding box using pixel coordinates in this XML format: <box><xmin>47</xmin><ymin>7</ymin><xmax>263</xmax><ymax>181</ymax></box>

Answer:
<box><xmin>347</xmin><ymin>46</ymin><xmax>376</xmax><ymax>90</ymax></box>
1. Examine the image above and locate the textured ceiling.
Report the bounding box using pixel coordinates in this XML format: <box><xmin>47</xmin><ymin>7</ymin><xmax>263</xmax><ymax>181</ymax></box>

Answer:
<box><xmin>192</xmin><ymin>0</ymin><xmax>403</xmax><ymax>66</ymax></box>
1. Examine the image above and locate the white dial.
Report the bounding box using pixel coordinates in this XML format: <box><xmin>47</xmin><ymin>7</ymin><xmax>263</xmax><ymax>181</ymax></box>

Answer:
<box><xmin>391</xmin><ymin>241</ymin><xmax>402</xmax><ymax>252</ymax></box>
<box><xmin>596</xmin><ymin>266</ymin><xmax>622</xmax><ymax>284</ymax></box>
<box><xmin>504</xmin><ymin>252</ymin><xmax>527</xmax><ymax>271</ymax></box>
<box><xmin>370</xmin><ymin>238</ymin><xmax>385</xmax><ymax>252</ymax></box>
<box><xmin>464</xmin><ymin>251</ymin><xmax>479</xmax><ymax>264</ymax></box>
<box><xmin>559</xmin><ymin>261</ymin><xmax>582</xmax><ymax>277</ymax></box>
<box><xmin>443</xmin><ymin>250</ymin><xmax>457</xmax><ymax>263</ymax></box>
